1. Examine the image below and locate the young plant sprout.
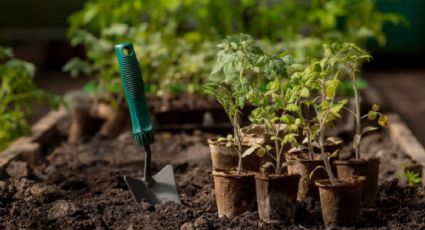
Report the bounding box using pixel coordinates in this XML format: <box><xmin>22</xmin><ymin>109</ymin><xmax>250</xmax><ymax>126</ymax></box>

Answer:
<box><xmin>204</xmin><ymin>34</ymin><xmax>265</xmax><ymax>175</ymax></box>
<box><xmin>247</xmin><ymin>54</ymin><xmax>300</xmax><ymax>175</ymax></box>
<box><xmin>331</xmin><ymin>43</ymin><xmax>388</xmax><ymax>159</ymax></box>
<box><xmin>404</xmin><ymin>170</ymin><xmax>422</xmax><ymax>187</ymax></box>
<box><xmin>0</xmin><ymin>47</ymin><xmax>59</xmax><ymax>150</ymax></box>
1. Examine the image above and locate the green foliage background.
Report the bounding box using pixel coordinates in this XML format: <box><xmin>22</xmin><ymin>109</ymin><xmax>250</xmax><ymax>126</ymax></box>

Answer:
<box><xmin>65</xmin><ymin>0</ymin><xmax>405</xmax><ymax>96</ymax></box>
<box><xmin>0</xmin><ymin>47</ymin><xmax>59</xmax><ymax>150</ymax></box>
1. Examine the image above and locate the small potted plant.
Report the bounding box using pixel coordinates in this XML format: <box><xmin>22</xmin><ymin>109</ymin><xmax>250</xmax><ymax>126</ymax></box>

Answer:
<box><xmin>247</xmin><ymin>53</ymin><xmax>301</xmax><ymax>223</ymax></box>
<box><xmin>204</xmin><ymin>35</ymin><xmax>265</xmax><ymax>218</ymax></box>
<box><xmin>312</xmin><ymin>43</ymin><xmax>367</xmax><ymax>227</ymax></box>
<box><xmin>331</xmin><ymin>43</ymin><xmax>387</xmax><ymax>207</ymax></box>
<box><xmin>283</xmin><ymin>60</ymin><xmax>342</xmax><ymax>201</ymax></box>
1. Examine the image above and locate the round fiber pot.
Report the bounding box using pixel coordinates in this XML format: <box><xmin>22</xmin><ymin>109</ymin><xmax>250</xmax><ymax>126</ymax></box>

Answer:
<box><xmin>255</xmin><ymin>174</ymin><xmax>300</xmax><ymax>223</ymax></box>
<box><xmin>212</xmin><ymin>170</ymin><xmax>256</xmax><ymax>218</ymax></box>
<box><xmin>287</xmin><ymin>155</ymin><xmax>327</xmax><ymax>201</ymax></box>
<box><xmin>334</xmin><ymin>158</ymin><xmax>380</xmax><ymax>207</ymax></box>
<box><xmin>208</xmin><ymin>138</ymin><xmax>261</xmax><ymax>172</ymax></box>
<box><xmin>315</xmin><ymin>176</ymin><xmax>365</xmax><ymax>227</ymax></box>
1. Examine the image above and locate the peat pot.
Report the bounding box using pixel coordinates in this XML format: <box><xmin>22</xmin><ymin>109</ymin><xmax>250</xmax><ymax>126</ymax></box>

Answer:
<box><xmin>255</xmin><ymin>174</ymin><xmax>300</xmax><ymax>223</ymax></box>
<box><xmin>212</xmin><ymin>170</ymin><xmax>256</xmax><ymax>218</ymax></box>
<box><xmin>334</xmin><ymin>158</ymin><xmax>380</xmax><ymax>207</ymax></box>
<box><xmin>287</xmin><ymin>154</ymin><xmax>327</xmax><ymax>201</ymax></box>
<box><xmin>208</xmin><ymin>138</ymin><xmax>261</xmax><ymax>172</ymax></box>
<box><xmin>315</xmin><ymin>176</ymin><xmax>365</xmax><ymax>227</ymax></box>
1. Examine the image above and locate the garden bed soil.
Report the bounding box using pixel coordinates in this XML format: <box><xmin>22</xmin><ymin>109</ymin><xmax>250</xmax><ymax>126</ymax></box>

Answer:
<box><xmin>1</xmin><ymin>130</ymin><xmax>424</xmax><ymax>229</ymax></box>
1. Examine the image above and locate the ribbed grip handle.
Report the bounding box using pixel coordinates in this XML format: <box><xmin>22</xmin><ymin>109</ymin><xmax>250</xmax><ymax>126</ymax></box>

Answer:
<box><xmin>115</xmin><ymin>42</ymin><xmax>153</xmax><ymax>146</ymax></box>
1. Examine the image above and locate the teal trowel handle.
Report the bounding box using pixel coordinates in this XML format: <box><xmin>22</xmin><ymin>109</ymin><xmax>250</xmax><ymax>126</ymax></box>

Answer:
<box><xmin>115</xmin><ymin>42</ymin><xmax>154</xmax><ymax>146</ymax></box>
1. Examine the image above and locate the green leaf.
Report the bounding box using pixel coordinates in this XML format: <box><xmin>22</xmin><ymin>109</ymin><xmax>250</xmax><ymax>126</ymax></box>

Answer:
<box><xmin>300</xmin><ymin>87</ymin><xmax>310</xmax><ymax>98</ymax></box>
<box><xmin>378</xmin><ymin>115</ymin><xmax>388</xmax><ymax>127</ymax></box>
<box><xmin>265</xmin><ymin>145</ymin><xmax>273</xmax><ymax>151</ymax></box>
<box><xmin>256</xmin><ymin>148</ymin><xmax>266</xmax><ymax>157</ymax></box>
<box><xmin>368</xmin><ymin>111</ymin><xmax>377</xmax><ymax>120</ymax></box>
<box><xmin>286</xmin><ymin>104</ymin><xmax>299</xmax><ymax>112</ymax></box>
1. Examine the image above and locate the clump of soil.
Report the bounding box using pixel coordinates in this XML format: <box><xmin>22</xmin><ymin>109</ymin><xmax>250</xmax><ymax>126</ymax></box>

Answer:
<box><xmin>0</xmin><ymin>131</ymin><xmax>424</xmax><ymax>229</ymax></box>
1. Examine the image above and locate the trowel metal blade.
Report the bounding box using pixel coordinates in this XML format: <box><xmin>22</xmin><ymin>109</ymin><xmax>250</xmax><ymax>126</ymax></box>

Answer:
<box><xmin>124</xmin><ymin>165</ymin><xmax>180</xmax><ymax>204</ymax></box>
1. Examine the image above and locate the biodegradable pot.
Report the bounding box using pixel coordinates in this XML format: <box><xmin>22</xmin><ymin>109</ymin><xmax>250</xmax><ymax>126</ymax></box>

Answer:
<box><xmin>208</xmin><ymin>138</ymin><xmax>261</xmax><ymax>172</ymax></box>
<box><xmin>212</xmin><ymin>170</ymin><xmax>256</xmax><ymax>218</ymax></box>
<box><xmin>315</xmin><ymin>176</ymin><xmax>365</xmax><ymax>227</ymax></box>
<box><xmin>334</xmin><ymin>158</ymin><xmax>380</xmax><ymax>207</ymax></box>
<box><xmin>287</xmin><ymin>154</ymin><xmax>327</xmax><ymax>201</ymax></box>
<box><xmin>255</xmin><ymin>174</ymin><xmax>300</xmax><ymax>223</ymax></box>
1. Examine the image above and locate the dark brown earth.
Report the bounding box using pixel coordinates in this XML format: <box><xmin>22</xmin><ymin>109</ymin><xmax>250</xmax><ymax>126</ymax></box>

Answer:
<box><xmin>0</xmin><ymin>131</ymin><xmax>424</xmax><ymax>229</ymax></box>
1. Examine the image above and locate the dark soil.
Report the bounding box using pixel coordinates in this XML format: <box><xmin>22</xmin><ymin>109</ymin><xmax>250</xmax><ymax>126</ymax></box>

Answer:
<box><xmin>0</xmin><ymin>131</ymin><xmax>424</xmax><ymax>229</ymax></box>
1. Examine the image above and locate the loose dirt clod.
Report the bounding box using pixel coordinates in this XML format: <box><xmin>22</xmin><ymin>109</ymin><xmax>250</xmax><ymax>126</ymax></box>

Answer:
<box><xmin>6</xmin><ymin>161</ymin><xmax>30</xmax><ymax>179</ymax></box>
<box><xmin>48</xmin><ymin>200</ymin><xmax>79</xmax><ymax>220</ymax></box>
<box><xmin>30</xmin><ymin>183</ymin><xmax>64</xmax><ymax>202</ymax></box>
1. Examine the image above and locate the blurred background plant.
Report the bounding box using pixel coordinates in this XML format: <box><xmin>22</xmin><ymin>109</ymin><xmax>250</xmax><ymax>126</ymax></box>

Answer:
<box><xmin>64</xmin><ymin>0</ymin><xmax>405</xmax><ymax>99</ymax></box>
<box><xmin>0</xmin><ymin>47</ymin><xmax>60</xmax><ymax>150</ymax></box>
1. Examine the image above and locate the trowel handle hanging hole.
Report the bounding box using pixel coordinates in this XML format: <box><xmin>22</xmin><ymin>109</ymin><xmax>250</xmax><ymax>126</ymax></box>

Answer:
<box><xmin>122</xmin><ymin>46</ymin><xmax>133</xmax><ymax>56</ymax></box>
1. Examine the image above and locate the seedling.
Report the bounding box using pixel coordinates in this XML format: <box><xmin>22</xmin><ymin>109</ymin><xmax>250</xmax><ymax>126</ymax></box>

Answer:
<box><xmin>66</xmin><ymin>0</ymin><xmax>404</xmax><ymax>100</ymax></box>
<box><xmin>0</xmin><ymin>47</ymin><xmax>59</xmax><ymax>150</ymax></box>
<box><xmin>328</xmin><ymin>43</ymin><xmax>388</xmax><ymax>159</ymax></box>
<box><xmin>404</xmin><ymin>171</ymin><xmax>422</xmax><ymax>187</ymax></box>
<box><xmin>205</xmin><ymin>34</ymin><xmax>266</xmax><ymax>175</ymax></box>
<box><xmin>247</xmin><ymin>54</ymin><xmax>306</xmax><ymax>174</ymax></box>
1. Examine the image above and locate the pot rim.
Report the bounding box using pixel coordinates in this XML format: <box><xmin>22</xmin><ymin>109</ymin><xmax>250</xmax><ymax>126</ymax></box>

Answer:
<box><xmin>334</xmin><ymin>157</ymin><xmax>380</xmax><ymax>165</ymax></box>
<box><xmin>315</xmin><ymin>176</ymin><xmax>366</xmax><ymax>188</ymax></box>
<box><xmin>212</xmin><ymin>169</ymin><xmax>255</xmax><ymax>178</ymax></box>
<box><xmin>255</xmin><ymin>173</ymin><xmax>301</xmax><ymax>180</ymax></box>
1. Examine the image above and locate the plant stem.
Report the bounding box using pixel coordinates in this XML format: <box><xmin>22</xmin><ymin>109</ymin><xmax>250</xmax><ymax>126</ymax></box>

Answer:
<box><xmin>275</xmin><ymin>139</ymin><xmax>281</xmax><ymax>174</ymax></box>
<box><xmin>307</xmin><ymin>129</ymin><xmax>314</xmax><ymax>160</ymax></box>
<box><xmin>233</xmin><ymin>115</ymin><xmax>243</xmax><ymax>175</ymax></box>
<box><xmin>348</xmin><ymin>65</ymin><xmax>361</xmax><ymax>160</ymax></box>
<box><xmin>319</xmin><ymin>129</ymin><xmax>337</xmax><ymax>185</ymax></box>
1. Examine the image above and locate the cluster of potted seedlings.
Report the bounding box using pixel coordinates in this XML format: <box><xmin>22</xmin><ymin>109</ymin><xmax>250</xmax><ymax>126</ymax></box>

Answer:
<box><xmin>205</xmin><ymin>35</ymin><xmax>387</xmax><ymax>227</ymax></box>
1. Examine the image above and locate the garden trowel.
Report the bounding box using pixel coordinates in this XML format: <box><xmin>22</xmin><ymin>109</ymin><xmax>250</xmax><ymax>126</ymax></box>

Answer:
<box><xmin>115</xmin><ymin>42</ymin><xmax>180</xmax><ymax>204</ymax></box>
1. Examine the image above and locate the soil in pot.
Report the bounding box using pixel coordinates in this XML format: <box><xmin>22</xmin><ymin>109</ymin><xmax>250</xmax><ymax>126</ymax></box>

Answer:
<box><xmin>286</xmin><ymin>153</ymin><xmax>327</xmax><ymax>201</ymax></box>
<box><xmin>315</xmin><ymin>176</ymin><xmax>365</xmax><ymax>227</ymax></box>
<box><xmin>212</xmin><ymin>170</ymin><xmax>256</xmax><ymax>218</ymax></box>
<box><xmin>335</xmin><ymin>158</ymin><xmax>380</xmax><ymax>207</ymax></box>
<box><xmin>208</xmin><ymin>137</ymin><xmax>262</xmax><ymax>172</ymax></box>
<box><xmin>255</xmin><ymin>173</ymin><xmax>300</xmax><ymax>224</ymax></box>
